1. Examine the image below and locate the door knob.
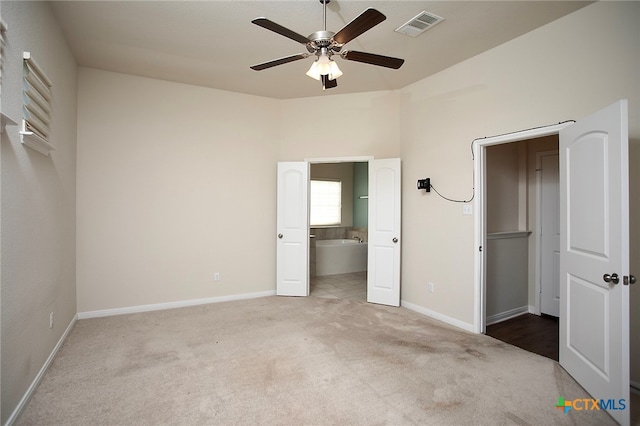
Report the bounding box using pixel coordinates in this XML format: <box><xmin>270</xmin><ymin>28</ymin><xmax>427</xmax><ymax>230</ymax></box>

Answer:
<box><xmin>624</xmin><ymin>275</ymin><xmax>636</xmax><ymax>285</ymax></box>
<box><xmin>392</xmin><ymin>237</ymin><xmax>398</xmax><ymax>243</ymax></box>
<box><xmin>278</xmin><ymin>233</ymin><xmax>283</xmax><ymax>239</ymax></box>
<box><xmin>603</xmin><ymin>273</ymin><xmax>620</xmax><ymax>284</ymax></box>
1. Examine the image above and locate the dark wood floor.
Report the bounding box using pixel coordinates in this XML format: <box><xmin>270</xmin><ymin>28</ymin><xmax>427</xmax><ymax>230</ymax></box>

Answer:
<box><xmin>486</xmin><ymin>313</ymin><xmax>559</xmax><ymax>361</ymax></box>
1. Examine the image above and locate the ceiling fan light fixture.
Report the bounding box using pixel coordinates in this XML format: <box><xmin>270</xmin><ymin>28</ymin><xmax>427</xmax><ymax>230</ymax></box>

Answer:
<box><xmin>316</xmin><ymin>54</ymin><xmax>332</xmax><ymax>75</ymax></box>
<box><xmin>328</xmin><ymin>60</ymin><xmax>343</xmax><ymax>80</ymax></box>
<box><xmin>306</xmin><ymin>61</ymin><xmax>321</xmax><ymax>80</ymax></box>
<box><xmin>306</xmin><ymin>53</ymin><xmax>342</xmax><ymax>81</ymax></box>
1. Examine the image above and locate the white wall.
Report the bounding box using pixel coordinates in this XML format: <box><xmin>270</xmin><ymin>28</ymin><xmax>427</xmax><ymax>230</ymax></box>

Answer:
<box><xmin>398</xmin><ymin>0</ymin><xmax>639</xmax><ymax>382</ymax></box>
<box><xmin>0</xmin><ymin>1</ymin><xmax>77</xmax><ymax>422</ymax></box>
<box><xmin>76</xmin><ymin>69</ymin><xmax>280</xmax><ymax>313</ymax></box>
<box><xmin>485</xmin><ymin>143</ymin><xmax>529</xmax><ymax>320</ymax></box>
<box><xmin>486</xmin><ymin>143</ymin><xmax>524</xmax><ymax>233</ymax></box>
<box><xmin>486</xmin><ymin>234</ymin><xmax>529</xmax><ymax>320</ymax></box>
<box><xmin>279</xmin><ymin>91</ymin><xmax>401</xmax><ymax>161</ymax></box>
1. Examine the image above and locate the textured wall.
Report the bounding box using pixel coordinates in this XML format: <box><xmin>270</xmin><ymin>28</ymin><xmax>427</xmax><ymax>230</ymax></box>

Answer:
<box><xmin>397</xmin><ymin>0</ymin><xmax>639</xmax><ymax>382</ymax></box>
<box><xmin>1</xmin><ymin>1</ymin><xmax>77</xmax><ymax>422</ymax></box>
<box><xmin>76</xmin><ymin>68</ymin><xmax>279</xmax><ymax>313</ymax></box>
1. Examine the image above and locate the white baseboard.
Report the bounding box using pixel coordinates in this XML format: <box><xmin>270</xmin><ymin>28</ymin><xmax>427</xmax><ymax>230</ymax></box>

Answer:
<box><xmin>77</xmin><ymin>290</ymin><xmax>277</xmax><ymax>319</ymax></box>
<box><xmin>6</xmin><ymin>314</ymin><xmax>78</xmax><ymax>426</ymax></box>
<box><xmin>486</xmin><ymin>306</ymin><xmax>529</xmax><ymax>326</ymax></box>
<box><xmin>401</xmin><ymin>300</ymin><xmax>475</xmax><ymax>333</ymax></box>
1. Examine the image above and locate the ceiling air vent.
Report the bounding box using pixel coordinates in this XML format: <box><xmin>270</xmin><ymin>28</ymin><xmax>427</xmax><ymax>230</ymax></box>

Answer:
<box><xmin>395</xmin><ymin>11</ymin><xmax>444</xmax><ymax>37</ymax></box>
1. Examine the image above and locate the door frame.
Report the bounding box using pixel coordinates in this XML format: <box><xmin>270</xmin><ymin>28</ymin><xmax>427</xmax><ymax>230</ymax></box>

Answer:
<box><xmin>534</xmin><ymin>149</ymin><xmax>560</xmax><ymax>316</ymax></box>
<box><xmin>306</xmin><ymin>155</ymin><xmax>374</xmax><ymax>279</ymax></box>
<box><xmin>305</xmin><ymin>155</ymin><xmax>401</xmax><ymax>307</ymax></box>
<box><xmin>473</xmin><ymin>123</ymin><xmax>573</xmax><ymax>334</ymax></box>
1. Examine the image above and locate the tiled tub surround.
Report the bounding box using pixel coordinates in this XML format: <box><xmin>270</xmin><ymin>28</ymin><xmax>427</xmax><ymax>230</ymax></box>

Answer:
<box><xmin>311</xmin><ymin>227</ymin><xmax>368</xmax><ymax>242</ymax></box>
<box><xmin>309</xmin><ymin>227</ymin><xmax>368</xmax><ymax>278</ymax></box>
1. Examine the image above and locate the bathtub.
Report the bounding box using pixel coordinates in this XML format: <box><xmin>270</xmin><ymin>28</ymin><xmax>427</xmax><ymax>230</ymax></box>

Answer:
<box><xmin>315</xmin><ymin>239</ymin><xmax>367</xmax><ymax>276</ymax></box>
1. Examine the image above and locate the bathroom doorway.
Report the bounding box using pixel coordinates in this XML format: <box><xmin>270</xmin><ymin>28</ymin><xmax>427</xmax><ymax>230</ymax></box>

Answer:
<box><xmin>308</xmin><ymin>161</ymin><xmax>369</xmax><ymax>301</ymax></box>
<box><xmin>276</xmin><ymin>157</ymin><xmax>401</xmax><ymax>306</ymax></box>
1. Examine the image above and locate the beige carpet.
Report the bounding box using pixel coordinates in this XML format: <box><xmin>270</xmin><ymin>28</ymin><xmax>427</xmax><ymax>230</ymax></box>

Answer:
<box><xmin>18</xmin><ymin>296</ymin><xmax>625</xmax><ymax>425</ymax></box>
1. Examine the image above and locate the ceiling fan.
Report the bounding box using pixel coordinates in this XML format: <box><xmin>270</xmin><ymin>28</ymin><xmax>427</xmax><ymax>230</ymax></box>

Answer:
<box><xmin>250</xmin><ymin>0</ymin><xmax>405</xmax><ymax>90</ymax></box>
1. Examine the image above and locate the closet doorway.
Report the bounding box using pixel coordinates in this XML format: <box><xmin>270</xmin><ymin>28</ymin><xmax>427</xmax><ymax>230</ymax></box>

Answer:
<box><xmin>481</xmin><ymin>135</ymin><xmax>559</xmax><ymax>360</ymax></box>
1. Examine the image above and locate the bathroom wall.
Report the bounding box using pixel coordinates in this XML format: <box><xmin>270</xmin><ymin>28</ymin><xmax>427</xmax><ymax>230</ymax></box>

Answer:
<box><xmin>309</xmin><ymin>161</ymin><xmax>368</xmax><ymax>239</ymax></box>
<box><xmin>353</xmin><ymin>162</ymin><xmax>368</xmax><ymax>228</ymax></box>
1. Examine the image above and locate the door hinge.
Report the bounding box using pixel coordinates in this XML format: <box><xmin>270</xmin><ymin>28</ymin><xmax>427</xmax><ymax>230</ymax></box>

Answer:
<box><xmin>479</xmin><ymin>246</ymin><xmax>483</xmax><ymax>252</ymax></box>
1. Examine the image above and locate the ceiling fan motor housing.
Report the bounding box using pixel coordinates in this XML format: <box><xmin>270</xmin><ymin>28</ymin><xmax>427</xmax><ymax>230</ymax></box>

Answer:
<box><xmin>306</xmin><ymin>31</ymin><xmax>343</xmax><ymax>55</ymax></box>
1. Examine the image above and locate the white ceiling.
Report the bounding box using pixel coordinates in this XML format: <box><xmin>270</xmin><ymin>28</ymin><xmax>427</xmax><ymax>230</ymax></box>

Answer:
<box><xmin>50</xmin><ymin>1</ymin><xmax>592</xmax><ymax>99</ymax></box>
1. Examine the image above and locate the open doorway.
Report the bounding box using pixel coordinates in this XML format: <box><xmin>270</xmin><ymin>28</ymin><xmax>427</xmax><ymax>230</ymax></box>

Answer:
<box><xmin>479</xmin><ymin>134</ymin><xmax>560</xmax><ymax>360</ymax></box>
<box><xmin>276</xmin><ymin>157</ymin><xmax>401</xmax><ymax>306</ymax></box>
<box><xmin>471</xmin><ymin>102</ymin><xmax>631</xmax><ymax>425</ymax></box>
<box><xmin>308</xmin><ymin>161</ymin><xmax>369</xmax><ymax>301</ymax></box>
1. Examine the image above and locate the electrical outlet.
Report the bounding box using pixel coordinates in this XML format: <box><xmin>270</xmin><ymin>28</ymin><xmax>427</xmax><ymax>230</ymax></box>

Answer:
<box><xmin>214</xmin><ymin>273</ymin><xmax>221</xmax><ymax>282</ymax></box>
<box><xmin>463</xmin><ymin>204</ymin><xmax>472</xmax><ymax>215</ymax></box>
<box><xmin>428</xmin><ymin>282</ymin><xmax>434</xmax><ymax>293</ymax></box>
<box><xmin>49</xmin><ymin>312</ymin><xmax>54</xmax><ymax>329</ymax></box>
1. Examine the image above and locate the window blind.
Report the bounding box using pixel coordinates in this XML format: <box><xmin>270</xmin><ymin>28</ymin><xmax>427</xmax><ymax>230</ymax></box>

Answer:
<box><xmin>310</xmin><ymin>179</ymin><xmax>342</xmax><ymax>226</ymax></box>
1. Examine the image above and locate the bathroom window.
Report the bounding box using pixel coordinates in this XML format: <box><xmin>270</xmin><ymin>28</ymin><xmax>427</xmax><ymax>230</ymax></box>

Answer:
<box><xmin>310</xmin><ymin>179</ymin><xmax>342</xmax><ymax>226</ymax></box>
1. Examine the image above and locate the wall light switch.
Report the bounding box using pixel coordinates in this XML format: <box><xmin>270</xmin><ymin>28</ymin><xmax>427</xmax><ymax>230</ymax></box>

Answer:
<box><xmin>463</xmin><ymin>204</ymin><xmax>472</xmax><ymax>215</ymax></box>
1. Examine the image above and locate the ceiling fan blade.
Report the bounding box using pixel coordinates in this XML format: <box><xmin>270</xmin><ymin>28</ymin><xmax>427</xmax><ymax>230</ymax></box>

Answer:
<box><xmin>252</xmin><ymin>18</ymin><xmax>310</xmax><ymax>45</ymax></box>
<box><xmin>341</xmin><ymin>50</ymin><xmax>405</xmax><ymax>69</ymax></box>
<box><xmin>332</xmin><ymin>8</ymin><xmax>386</xmax><ymax>45</ymax></box>
<box><xmin>250</xmin><ymin>54</ymin><xmax>309</xmax><ymax>71</ymax></box>
<box><xmin>321</xmin><ymin>75</ymin><xmax>338</xmax><ymax>90</ymax></box>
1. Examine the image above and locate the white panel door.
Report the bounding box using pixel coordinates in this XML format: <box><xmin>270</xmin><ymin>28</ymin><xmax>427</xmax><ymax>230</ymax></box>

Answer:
<box><xmin>367</xmin><ymin>158</ymin><xmax>401</xmax><ymax>306</ymax></box>
<box><xmin>276</xmin><ymin>162</ymin><xmax>309</xmax><ymax>297</ymax></box>
<box><xmin>559</xmin><ymin>100</ymin><xmax>630</xmax><ymax>426</ymax></box>
<box><xmin>540</xmin><ymin>152</ymin><xmax>560</xmax><ymax>317</ymax></box>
